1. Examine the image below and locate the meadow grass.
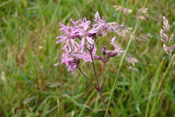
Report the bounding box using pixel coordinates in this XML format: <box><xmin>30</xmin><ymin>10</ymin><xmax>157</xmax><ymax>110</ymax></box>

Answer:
<box><xmin>0</xmin><ymin>0</ymin><xmax>175</xmax><ymax>116</ymax></box>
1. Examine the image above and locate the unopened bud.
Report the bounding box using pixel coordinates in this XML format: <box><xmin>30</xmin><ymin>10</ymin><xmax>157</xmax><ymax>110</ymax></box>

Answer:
<box><xmin>108</xmin><ymin>52</ymin><xmax>117</xmax><ymax>57</ymax></box>
<box><xmin>88</xmin><ymin>33</ymin><xmax>96</xmax><ymax>38</ymax></box>
<box><xmin>76</xmin><ymin>58</ymin><xmax>80</xmax><ymax>64</ymax></box>
<box><xmin>101</xmin><ymin>46</ymin><xmax>107</xmax><ymax>55</ymax></box>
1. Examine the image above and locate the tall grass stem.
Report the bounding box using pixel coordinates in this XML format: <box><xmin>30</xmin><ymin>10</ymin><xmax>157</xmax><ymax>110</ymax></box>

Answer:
<box><xmin>145</xmin><ymin>59</ymin><xmax>165</xmax><ymax>117</ymax></box>
<box><xmin>105</xmin><ymin>0</ymin><xmax>148</xmax><ymax>116</ymax></box>
<box><xmin>150</xmin><ymin>54</ymin><xmax>175</xmax><ymax>116</ymax></box>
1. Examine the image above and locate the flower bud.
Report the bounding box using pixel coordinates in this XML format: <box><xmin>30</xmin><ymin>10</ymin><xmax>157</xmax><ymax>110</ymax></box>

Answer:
<box><xmin>101</xmin><ymin>46</ymin><xmax>107</xmax><ymax>55</ymax></box>
<box><xmin>76</xmin><ymin>58</ymin><xmax>80</xmax><ymax>64</ymax></box>
<box><xmin>88</xmin><ymin>33</ymin><xmax>96</xmax><ymax>38</ymax></box>
<box><xmin>108</xmin><ymin>52</ymin><xmax>117</xmax><ymax>57</ymax></box>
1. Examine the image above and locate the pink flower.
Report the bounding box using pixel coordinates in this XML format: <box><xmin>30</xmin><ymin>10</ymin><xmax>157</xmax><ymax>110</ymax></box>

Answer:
<box><xmin>72</xmin><ymin>45</ymin><xmax>97</xmax><ymax>63</ymax></box>
<box><xmin>54</xmin><ymin>53</ymin><xmax>79</xmax><ymax>72</ymax></box>
<box><xmin>55</xmin><ymin>12</ymin><xmax>124</xmax><ymax>72</ymax></box>
<box><xmin>70</xmin><ymin>18</ymin><xmax>81</xmax><ymax>26</ymax></box>
<box><xmin>110</xmin><ymin>37</ymin><xmax>124</xmax><ymax>55</ymax></box>
<box><xmin>78</xmin><ymin>18</ymin><xmax>96</xmax><ymax>40</ymax></box>
<box><xmin>76</xmin><ymin>18</ymin><xmax>97</xmax><ymax>52</ymax></box>
<box><xmin>56</xmin><ymin>23</ymin><xmax>80</xmax><ymax>52</ymax></box>
<box><xmin>79</xmin><ymin>18</ymin><xmax>91</xmax><ymax>31</ymax></box>
<box><xmin>93</xmin><ymin>12</ymin><xmax>123</xmax><ymax>35</ymax></box>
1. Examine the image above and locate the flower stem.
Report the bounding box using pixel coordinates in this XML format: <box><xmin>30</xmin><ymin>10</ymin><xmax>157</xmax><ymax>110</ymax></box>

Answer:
<box><xmin>98</xmin><ymin>90</ymin><xmax>110</xmax><ymax>117</ymax></box>
<box><xmin>100</xmin><ymin>55</ymin><xmax>106</xmax><ymax>88</ymax></box>
<box><xmin>90</xmin><ymin>51</ymin><xmax>110</xmax><ymax>116</ymax></box>
<box><xmin>78</xmin><ymin>67</ymin><xmax>97</xmax><ymax>90</ymax></box>
<box><xmin>90</xmin><ymin>52</ymin><xmax>100</xmax><ymax>88</ymax></box>
<box><xmin>78</xmin><ymin>66</ymin><xmax>110</xmax><ymax>116</ymax></box>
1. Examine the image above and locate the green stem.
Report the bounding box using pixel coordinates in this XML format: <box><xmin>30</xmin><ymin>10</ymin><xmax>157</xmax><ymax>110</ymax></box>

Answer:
<box><xmin>145</xmin><ymin>59</ymin><xmax>165</xmax><ymax>117</ymax></box>
<box><xmin>150</xmin><ymin>54</ymin><xmax>175</xmax><ymax>116</ymax></box>
<box><xmin>157</xmin><ymin>55</ymin><xmax>175</xmax><ymax>93</ymax></box>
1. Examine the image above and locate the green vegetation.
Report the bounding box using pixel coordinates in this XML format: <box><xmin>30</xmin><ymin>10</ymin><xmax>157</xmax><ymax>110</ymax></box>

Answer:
<box><xmin>0</xmin><ymin>0</ymin><xmax>175</xmax><ymax>116</ymax></box>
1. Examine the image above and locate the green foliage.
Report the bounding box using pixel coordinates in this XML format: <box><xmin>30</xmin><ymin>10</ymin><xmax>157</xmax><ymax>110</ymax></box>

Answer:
<box><xmin>0</xmin><ymin>0</ymin><xmax>175</xmax><ymax>116</ymax></box>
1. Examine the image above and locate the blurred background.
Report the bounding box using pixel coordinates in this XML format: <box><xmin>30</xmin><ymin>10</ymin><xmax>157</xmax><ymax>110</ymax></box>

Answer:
<box><xmin>0</xmin><ymin>0</ymin><xmax>175</xmax><ymax>116</ymax></box>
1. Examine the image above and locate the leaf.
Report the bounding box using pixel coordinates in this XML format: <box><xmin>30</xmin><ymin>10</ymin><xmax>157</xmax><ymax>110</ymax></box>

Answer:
<box><xmin>23</xmin><ymin>96</ymin><xmax>37</xmax><ymax>105</ymax></box>
<box><xmin>49</xmin><ymin>83</ymin><xmax>61</xmax><ymax>88</ymax></box>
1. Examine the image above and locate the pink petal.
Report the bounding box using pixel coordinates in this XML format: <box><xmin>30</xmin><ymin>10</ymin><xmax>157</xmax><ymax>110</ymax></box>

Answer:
<box><xmin>95</xmin><ymin>12</ymin><xmax>100</xmax><ymax>20</ymax></box>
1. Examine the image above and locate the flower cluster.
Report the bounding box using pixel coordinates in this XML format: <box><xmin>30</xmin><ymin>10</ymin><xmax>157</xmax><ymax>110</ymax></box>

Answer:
<box><xmin>160</xmin><ymin>16</ymin><xmax>175</xmax><ymax>55</ymax></box>
<box><xmin>55</xmin><ymin>12</ymin><xmax>124</xmax><ymax>71</ymax></box>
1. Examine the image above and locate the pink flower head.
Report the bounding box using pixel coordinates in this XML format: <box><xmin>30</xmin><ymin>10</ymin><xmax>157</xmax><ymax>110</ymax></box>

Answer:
<box><xmin>93</xmin><ymin>12</ymin><xmax>123</xmax><ymax>35</ymax></box>
<box><xmin>56</xmin><ymin>23</ymin><xmax>80</xmax><ymax>53</ymax></box>
<box><xmin>93</xmin><ymin>12</ymin><xmax>105</xmax><ymax>30</ymax></box>
<box><xmin>76</xmin><ymin>18</ymin><xmax>97</xmax><ymax>52</ymax></box>
<box><xmin>72</xmin><ymin>44</ymin><xmax>97</xmax><ymax>63</ymax></box>
<box><xmin>54</xmin><ymin>53</ymin><xmax>79</xmax><ymax>72</ymax></box>
<box><xmin>55</xmin><ymin>12</ymin><xmax>124</xmax><ymax>72</ymax></box>
<box><xmin>70</xmin><ymin>18</ymin><xmax>81</xmax><ymax>27</ymax></box>
<box><xmin>79</xmin><ymin>17</ymin><xmax>91</xmax><ymax>31</ymax></box>
<box><xmin>110</xmin><ymin>37</ymin><xmax>124</xmax><ymax>55</ymax></box>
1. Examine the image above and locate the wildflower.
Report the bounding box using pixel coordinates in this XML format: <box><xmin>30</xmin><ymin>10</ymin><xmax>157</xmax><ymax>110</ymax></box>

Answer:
<box><xmin>93</xmin><ymin>12</ymin><xmax>123</xmax><ymax>37</ymax></box>
<box><xmin>72</xmin><ymin>44</ymin><xmax>97</xmax><ymax>63</ymax></box>
<box><xmin>78</xmin><ymin>17</ymin><xmax>96</xmax><ymax>40</ymax></box>
<box><xmin>110</xmin><ymin>37</ymin><xmax>124</xmax><ymax>55</ymax></box>
<box><xmin>56</xmin><ymin>24</ymin><xmax>80</xmax><ymax>53</ymax></box>
<box><xmin>70</xmin><ymin>18</ymin><xmax>81</xmax><ymax>27</ymax></box>
<box><xmin>54</xmin><ymin>12</ymin><xmax>124</xmax><ymax>116</ymax></box>
<box><xmin>105</xmin><ymin>37</ymin><xmax>124</xmax><ymax>59</ymax></box>
<box><xmin>54</xmin><ymin>53</ymin><xmax>79</xmax><ymax>72</ymax></box>
<box><xmin>55</xmin><ymin>12</ymin><xmax>124</xmax><ymax>71</ymax></box>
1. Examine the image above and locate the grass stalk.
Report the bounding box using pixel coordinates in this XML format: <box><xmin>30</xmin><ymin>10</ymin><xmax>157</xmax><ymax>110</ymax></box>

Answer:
<box><xmin>150</xmin><ymin>54</ymin><xmax>175</xmax><ymax>116</ymax></box>
<box><xmin>145</xmin><ymin>58</ymin><xmax>165</xmax><ymax>117</ymax></box>
<box><xmin>105</xmin><ymin>0</ymin><xmax>148</xmax><ymax>116</ymax></box>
